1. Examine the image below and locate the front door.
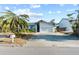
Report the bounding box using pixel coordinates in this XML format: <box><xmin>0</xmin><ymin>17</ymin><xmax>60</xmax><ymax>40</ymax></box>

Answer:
<box><xmin>37</xmin><ymin>23</ymin><xmax>40</xmax><ymax>32</ymax></box>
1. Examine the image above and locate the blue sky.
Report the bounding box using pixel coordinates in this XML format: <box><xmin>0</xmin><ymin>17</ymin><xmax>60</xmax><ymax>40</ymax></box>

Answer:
<box><xmin>0</xmin><ymin>4</ymin><xmax>79</xmax><ymax>23</ymax></box>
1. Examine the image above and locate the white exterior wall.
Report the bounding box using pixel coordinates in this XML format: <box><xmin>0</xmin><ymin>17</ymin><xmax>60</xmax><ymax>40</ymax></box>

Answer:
<box><xmin>59</xmin><ymin>18</ymin><xmax>73</xmax><ymax>32</ymax></box>
<box><xmin>39</xmin><ymin>22</ymin><xmax>54</xmax><ymax>32</ymax></box>
<box><xmin>35</xmin><ymin>24</ymin><xmax>37</xmax><ymax>32</ymax></box>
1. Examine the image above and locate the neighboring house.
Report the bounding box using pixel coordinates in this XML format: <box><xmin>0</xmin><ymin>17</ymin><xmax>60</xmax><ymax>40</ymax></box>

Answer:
<box><xmin>58</xmin><ymin>18</ymin><xmax>73</xmax><ymax>33</ymax></box>
<box><xmin>29</xmin><ymin>20</ymin><xmax>56</xmax><ymax>32</ymax></box>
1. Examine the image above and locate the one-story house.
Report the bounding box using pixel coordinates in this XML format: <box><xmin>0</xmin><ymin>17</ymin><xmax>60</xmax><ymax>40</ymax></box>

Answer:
<box><xmin>29</xmin><ymin>20</ymin><xmax>56</xmax><ymax>32</ymax></box>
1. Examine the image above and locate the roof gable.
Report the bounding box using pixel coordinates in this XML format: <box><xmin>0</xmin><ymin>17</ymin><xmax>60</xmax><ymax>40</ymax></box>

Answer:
<box><xmin>59</xmin><ymin>18</ymin><xmax>69</xmax><ymax>24</ymax></box>
<box><xmin>36</xmin><ymin>20</ymin><xmax>54</xmax><ymax>25</ymax></box>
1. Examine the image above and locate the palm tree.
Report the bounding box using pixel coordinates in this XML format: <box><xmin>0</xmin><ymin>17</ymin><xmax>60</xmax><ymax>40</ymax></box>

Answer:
<box><xmin>67</xmin><ymin>10</ymin><xmax>79</xmax><ymax>32</ymax></box>
<box><xmin>75</xmin><ymin>10</ymin><xmax>79</xmax><ymax>23</ymax></box>
<box><xmin>0</xmin><ymin>16</ymin><xmax>4</xmax><ymax>32</ymax></box>
<box><xmin>0</xmin><ymin>10</ymin><xmax>29</xmax><ymax>33</ymax></box>
<box><xmin>67</xmin><ymin>13</ymin><xmax>74</xmax><ymax>20</ymax></box>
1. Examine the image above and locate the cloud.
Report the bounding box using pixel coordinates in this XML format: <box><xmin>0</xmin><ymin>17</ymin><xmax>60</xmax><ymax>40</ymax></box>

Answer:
<box><xmin>0</xmin><ymin>6</ymin><xmax>2</xmax><ymax>9</ymax></box>
<box><xmin>59</xmin><ymin>4</ymin><xmax>64</xmax><ymax>7</ymax></box>
<box><xmin>48</xmin><ymin>10</ymin><xmax>62</xmax><ymax>14</ymax></box>
<box><xmin>14</xmin><ymin>8</ymin><xmax>43</xmax><ymax>17</ymax></box>
<box><xmin>14</xmin><ymin>9</ymin><xmax>29</xmax><ymax>15</ymax></box>
<box><xmin>48</xmin><ymin>11</ymin><xmax>52</xmax><ymax>14</ymax></box>
<box><xmin>56</xmin><ymin>11</ymin><xmax>61</xmax><ymax>14</ymax></box>
<box><xmin>30</xmin><ymin>4</ymin><xmax>41</xmax><ymax>8</ymax></box>
<box><xmin>73</xmin><ymin>4</ymin><xmax>78</xmax><ymax>6</ymax></box>
<box><xmin>29</xmin><ymin>18</ymin><xmax>42</xmax><ymax>22</ymax></box>
<box><xmin>66</xmin><ymin>9</ymin><xmax>75</xmax><ymax>12</ymax></box>
<box><xmin>5</xmin><ymin>6</ymin><xmax>10</xmax><ymax>10</ymax></box>
<box><xmin>28</xmin><ymin>12</ymin><xmax>43</xmax><ymax>17</ymax></box>
<box><xmin>13</xmin><ymin>7</ymin><xmax>17</xmax><ymax>9</ymax></box>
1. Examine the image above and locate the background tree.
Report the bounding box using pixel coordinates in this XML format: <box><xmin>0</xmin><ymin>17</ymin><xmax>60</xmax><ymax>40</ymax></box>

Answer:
<box><xmin>67</xmin><ymin>10</ymin><xmax>79</xmax><ymax>32</ymax></box>
<box><xmin>75</xmin><ymin>10</ymin><xmax>79</xmax><ymax>25</ymax></box>
<box><xmin>67</xmin><ymin>13</ymin><xmax>74</xmax><ymax>20</ymax></box>
<box><xmin>0</xmin><ymin>16</ymin><xmax>4</xmax><ymax>32</ymax></box>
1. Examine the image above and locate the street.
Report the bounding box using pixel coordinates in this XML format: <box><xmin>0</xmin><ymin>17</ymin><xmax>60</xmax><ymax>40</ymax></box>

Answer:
<box><xmin>0</xmin><ymin>47</ymin><xmax>79</xmax><ymax>55</ymax></box>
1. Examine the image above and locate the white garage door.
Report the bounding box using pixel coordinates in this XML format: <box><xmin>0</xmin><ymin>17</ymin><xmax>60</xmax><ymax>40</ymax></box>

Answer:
<box><xmin>40</xmin><ymin>27</ymin><xmax>53</xmax><ymax>32</ymax></box>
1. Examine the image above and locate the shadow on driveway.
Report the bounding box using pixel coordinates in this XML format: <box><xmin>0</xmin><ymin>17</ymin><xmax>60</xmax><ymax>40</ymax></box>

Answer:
<box><xmin>31</xmin><ymin>34</ymin><xmax>79</xmax><ymax>41</ymax></box>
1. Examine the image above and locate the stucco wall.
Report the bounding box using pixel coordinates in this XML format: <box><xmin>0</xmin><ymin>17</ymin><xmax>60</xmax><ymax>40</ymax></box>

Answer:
<box><xmin>59</xmin><ymin>18</ymin><xmax>73</xmax><ymax>32</ymax></box>
<box><xmin>39</xmin><ymin>22</ymin><xmax>54</xmax><ymax>32</ymax></box>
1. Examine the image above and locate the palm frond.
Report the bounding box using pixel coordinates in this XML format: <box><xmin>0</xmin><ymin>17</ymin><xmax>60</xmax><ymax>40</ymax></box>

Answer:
<box><xmin>0</xmin><ymin>10</ymin><xmax>29</xmax><ymax>33</ymax></box>
<box><xmin>19</xmin><ymin>14</ymin><xmax>29</xmax><ymax>21</ymax></box>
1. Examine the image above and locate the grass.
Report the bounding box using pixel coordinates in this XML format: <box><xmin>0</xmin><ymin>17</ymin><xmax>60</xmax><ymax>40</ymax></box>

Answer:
<box><xmin>14</xmin><ymin>38</ymin><xmax>27</xmax><ymax>46</ymax></box>
<box><xmin>0</xmin><ymin>32</ymin><xmax>33</xmax><ymax>47</ymax></box>
<box><xmin>0</xmin><ymin>38</ymin><xmax>27</xmax><ymax>47</ymax></box>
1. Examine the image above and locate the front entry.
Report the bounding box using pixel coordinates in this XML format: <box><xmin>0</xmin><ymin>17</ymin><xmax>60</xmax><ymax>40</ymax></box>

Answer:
<box><xmin>37</xmin><ymin>23</ymin><xmax>40</xmax><ymax>32</ymax></box>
